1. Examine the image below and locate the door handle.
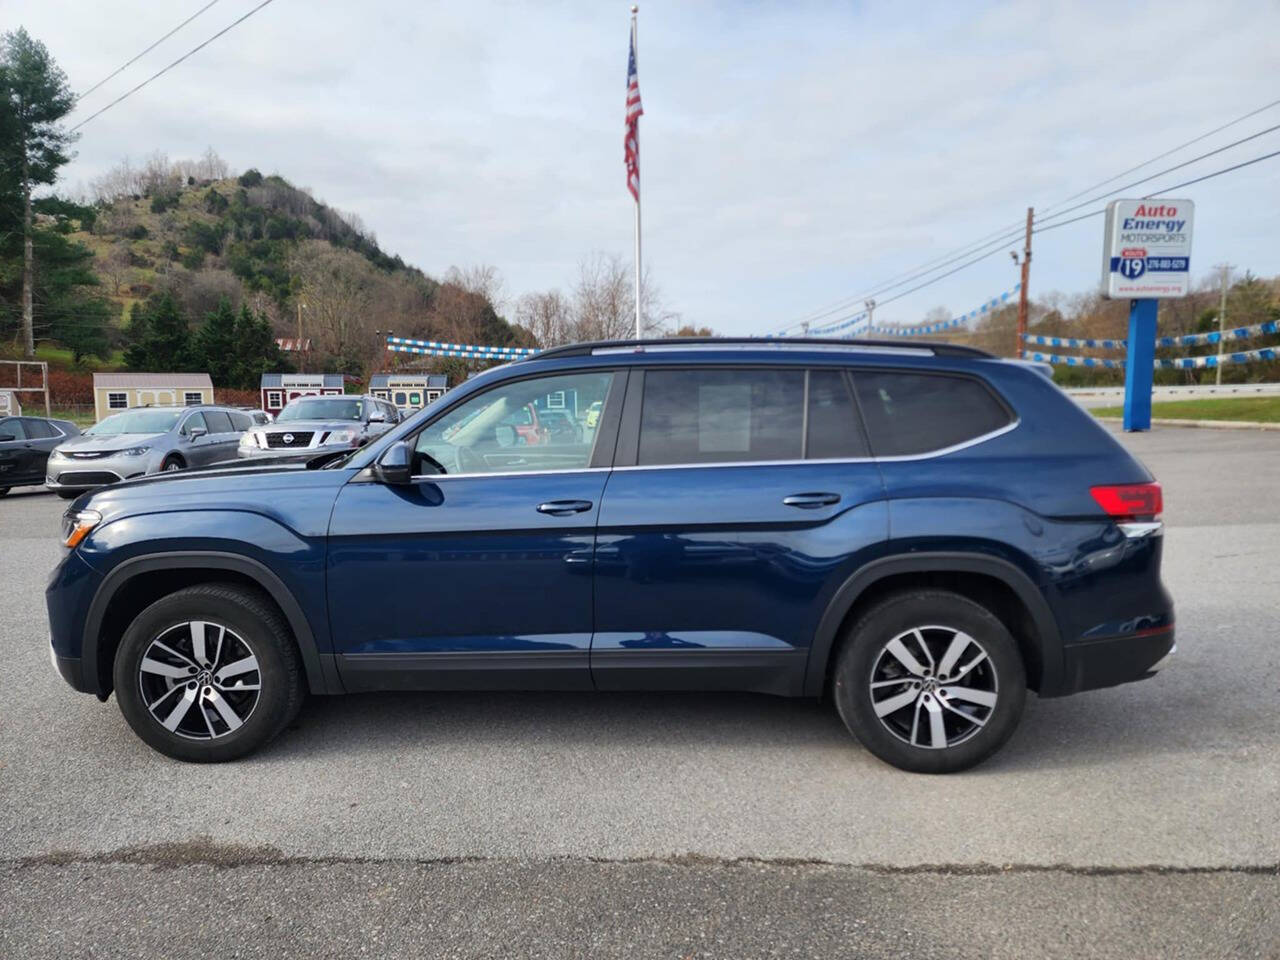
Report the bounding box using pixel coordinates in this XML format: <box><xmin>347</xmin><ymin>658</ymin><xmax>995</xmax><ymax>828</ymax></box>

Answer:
<box><xmin>537</xmin><ymin>499</ymin><xmax>593</xmax><ymax>516</ymax></box>
<box><xmin>782</xmin><ymin>492</ymin><xmax>841</xmax><ymax>509</ymax></box>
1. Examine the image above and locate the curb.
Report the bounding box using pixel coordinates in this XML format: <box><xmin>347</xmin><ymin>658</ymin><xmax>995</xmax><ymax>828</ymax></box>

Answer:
<box><xmin>1096</xmin><ymin>417</ymin><xmax>1280</xmax><ymax>431</ymax></box>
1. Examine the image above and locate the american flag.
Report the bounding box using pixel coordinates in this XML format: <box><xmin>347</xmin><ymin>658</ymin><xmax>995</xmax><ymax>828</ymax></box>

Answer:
<box><xmin>624</xmin><ymin>25</ymin><xmax>643</xmax><ymax>201</ymax></box>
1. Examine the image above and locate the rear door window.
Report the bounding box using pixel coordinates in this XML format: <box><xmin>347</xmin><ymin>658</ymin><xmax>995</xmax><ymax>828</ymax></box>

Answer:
<box><xmin>203</xmin><ymin>410</ymin><xmax>234</xmax><ymax>435</ymax></box>
<box><xmin>806</xmin><ymin>370</ymin><xmax>868</xmax><ymax>459</ymax></box>
<box><xmin>852</xmin><ymin>371</ymin><xmax>1012</xmax><ymax>457</ymax></box>
<box><xmin>637</xmin><ymin>368</ymin><xmax>804</xmax><ymax>466</ymax></box>
<box><xmin>229</xmin><ymin>411</ymin><xmax>252</xmax><ymax>431</ymax></box>
<box><xmin>23</xmin><ymin>418</ymin><xmax>56</xmax><ymax>439</ymax></box>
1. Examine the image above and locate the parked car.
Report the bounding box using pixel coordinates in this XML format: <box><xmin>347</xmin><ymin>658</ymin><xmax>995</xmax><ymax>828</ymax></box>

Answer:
<box><xmin>238</xmin><ymin>408</ymin><xmax>273</xmax><ymax>425</ymax></box>
<box><xmin>45</xmin><ymin>405</ymin><xmax>253</xmax><ymax>499</ymax></box>
<box><xmin>0</xmin><ymin>415</ymin><xmax>80</xmax><ymax>496</ymax></box>
<box><xmin>238</xmin><ymin>394</ymin><xmax>399</xmax><ymax>459</ymax></box>
<box><xmin>46</xmin><ymin>338</ymin><xmax>1173</xmax><ymax>771</ymax></box>
<box><xmin>538</xmin><ymin>409</ymin><xmax>584</xmax><ymax>443</ymax></box>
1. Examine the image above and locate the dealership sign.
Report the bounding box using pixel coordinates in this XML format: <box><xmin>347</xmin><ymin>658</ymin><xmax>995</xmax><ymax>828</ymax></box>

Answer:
<box><xmin>1101</xmin><ymin>198</ymin><xmax>1194</xmax><ymax>298</ymax></box>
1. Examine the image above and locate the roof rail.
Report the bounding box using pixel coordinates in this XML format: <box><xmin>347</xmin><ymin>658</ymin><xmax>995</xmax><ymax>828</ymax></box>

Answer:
<box><xmin>527</xmin><ymin>337</ymin><xmax>995</xmax><ymax>360</ymax></box>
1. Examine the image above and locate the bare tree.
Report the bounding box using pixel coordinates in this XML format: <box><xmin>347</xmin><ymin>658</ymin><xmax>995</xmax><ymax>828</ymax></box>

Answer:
<box><xmin>289</xmin><ymin>241</ymin><xmax>378</xmax><ymax>365</ymax></box>
<box><xmin>97</xmin><ymin>242</ymin><xmax>133</xmax><ymax>295</ymax></box>
<box><xmin>446</xmin><ymin>264</ymin><xmax>507</xmax><ymax>314</ymax></box>
<box><xmin>514</xmin><ymin>289</ymin><xmax>573</xmax><ymax>347</ymax></box>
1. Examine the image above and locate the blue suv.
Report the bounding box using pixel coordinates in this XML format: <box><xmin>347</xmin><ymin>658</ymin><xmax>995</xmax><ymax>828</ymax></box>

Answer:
<box><xmin>46</xmin><ymin>339</ymin><xmax>1173</xmax><ymax>772</ymax></box>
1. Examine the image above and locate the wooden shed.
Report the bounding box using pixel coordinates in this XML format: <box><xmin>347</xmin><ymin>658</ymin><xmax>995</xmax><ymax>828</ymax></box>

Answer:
<box><xmin>259</xmin><ymin>373</ymin><xmax>345</xmax><ymax>417</ymax></box>
<box><xmin>369</xmin><ymin>373</ymin><xmax>448</xmax><ymax>411</ymax></box>
<box><xmin>92</xmin><ymin>373</ymin><xmax>214</xmax><ymax>423</ymax></box>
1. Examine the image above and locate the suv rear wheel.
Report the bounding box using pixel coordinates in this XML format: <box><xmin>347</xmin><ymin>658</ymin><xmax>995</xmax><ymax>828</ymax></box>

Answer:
<box><xmin>833</xmin><ymin>589</ymin><xmax>1026</xmax><ymax>773</ymax></box>
<box><xmin>113</xmin><ymin>584</ymin><xmax>303</xmax><ymax>762</ymax></box>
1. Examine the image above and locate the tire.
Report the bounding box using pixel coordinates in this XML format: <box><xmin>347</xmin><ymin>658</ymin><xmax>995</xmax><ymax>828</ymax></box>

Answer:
<box><xmin>161</xmin><ymin>455</ymin><xmax>185</xmax><ymax>472</ymax></box>
<box><xmin>832</xmin><ymin>589</ymin><xmax>1026</xmax><ymax>774</ymax></box>
<box><xmin>113</xmin><ymin>583</ymin><xmax>303</xmax><ymax>762</ymax></box>
<box><xmin>56</xmin><ymin>490</ymin><xmax>79</xmax><ymax>499</ymax></box>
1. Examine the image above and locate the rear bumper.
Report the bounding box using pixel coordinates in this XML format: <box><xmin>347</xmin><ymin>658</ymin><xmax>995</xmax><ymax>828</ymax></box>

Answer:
<box><xmin>1060</xmin><ymin>625</ymin><xmax>1175</xmax><ymax>694</ymax></box>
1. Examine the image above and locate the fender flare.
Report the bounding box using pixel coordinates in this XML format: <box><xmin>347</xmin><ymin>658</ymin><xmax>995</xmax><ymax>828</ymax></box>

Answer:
<box><xmin>82</xmin><ymin>551</ymin><xmax>342</xmax><ymax>697</ymax></box>
<box><xmin>802</xmin><ymin>551</ymin><xmax>1063</xmax><ymax>696</ymax></box>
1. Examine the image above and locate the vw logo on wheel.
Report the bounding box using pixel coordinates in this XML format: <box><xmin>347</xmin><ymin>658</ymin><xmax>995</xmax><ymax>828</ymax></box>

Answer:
<box><xmin>282</xmin><ymin>433</ymin><xmax>294</xmax><ymax>444</ymax></box>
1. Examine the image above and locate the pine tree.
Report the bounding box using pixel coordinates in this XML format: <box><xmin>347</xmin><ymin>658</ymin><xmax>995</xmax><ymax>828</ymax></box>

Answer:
<box><xmin>229</xmin><ymin>304</ymin><xmax>288</xmax><ymax>389</ymax></box>
<box><xmin>0</xmin><ymin>29</ymin><xmax>76</xmax><ymax>358</ymax></box>
<box><xmin>194</xmin><ymin>297</ymin><xmax>239</xmax><ymax>386</ymax></box>
<box><xmin>124</xmin><ymin>293</ymin><xmax>192</xmax><ymax>371</ymax></box>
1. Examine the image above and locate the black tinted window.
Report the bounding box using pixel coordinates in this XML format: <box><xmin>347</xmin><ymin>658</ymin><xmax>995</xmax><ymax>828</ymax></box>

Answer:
<box><xmin>229</xmin><ymin>411</ymin><xmax>252</xmax><ymax>431</ymax></box>
<box><xmin>23</xmin><ymin>418</ymin><xmax>56</xmax><ymax>439</ymax></box>
<box><xmin>806</xmin><ymin>370</ymin><xmax>867</xmax><ymax>459</ymax></box>
<box><xmin>853</xmin><ymin>371</ymin><xmax>1011</xmax><ymax>457</ymax></box>
<box><xmin>638</xmin><ymin>369</ymin><xmax>804</xmax><ymax>466</ymax></box>
<box><xmin>0</xmin><ymin>418</ymin><xmax>26</xmax><ymax>440</ymax></box>
<box><xmin>203</xmin><ymin>411</ymin><xmax>234</xmax><ymax>434</ymax></box>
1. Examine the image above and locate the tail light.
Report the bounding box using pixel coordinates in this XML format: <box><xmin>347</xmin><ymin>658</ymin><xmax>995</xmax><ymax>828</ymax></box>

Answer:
<box><xmin>1090</xmin><ymin>482</ymin><xmax>1162</xmax><ymax>520</ymax></box>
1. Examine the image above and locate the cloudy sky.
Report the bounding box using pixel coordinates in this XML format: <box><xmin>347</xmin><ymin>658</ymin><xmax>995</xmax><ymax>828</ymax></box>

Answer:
<box><xmin>11</xmin><ymin>0</ymin><xmax>1280</xmax><ymax>335</ymax></box>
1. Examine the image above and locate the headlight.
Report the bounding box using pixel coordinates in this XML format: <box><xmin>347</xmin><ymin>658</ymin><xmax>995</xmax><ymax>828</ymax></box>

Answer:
<box><xmin>325</xmin><ymin>429</ymin><xmax>358</xmax><ymax>445</ymax></box>
<box><xmin>120</xmin><ymin>446</ymin><xmax>151</xmax><ymax>457</ymax></box>
<box><xmin>61</xmin><ymin>508</ymin><xmax>102</xmax><ymax>549</ymax></box>
<box><xmin>49</xmin><ymin>448</ymin><xmax>68</xmax><ymax>461</ymax></box>
<box><xmin>239</xmin><ymin>432</ymin><xmax>259</xmax><ymax>448</ymax></box>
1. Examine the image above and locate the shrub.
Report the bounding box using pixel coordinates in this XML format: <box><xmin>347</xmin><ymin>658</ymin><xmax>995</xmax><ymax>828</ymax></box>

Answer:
<box><xmin>181</xmin><ymin>249</ymin><xmax>205</xmax><ymax>270</ymax></box>
<box><xmin>125</xmin><ymin>224</ymin><xmax>149</xmax><ymax>240</ymax></box>
<box><xmin>238</xmin><ymin>168</ymin><xmax>264</xmax><ymax>188</ymax></box>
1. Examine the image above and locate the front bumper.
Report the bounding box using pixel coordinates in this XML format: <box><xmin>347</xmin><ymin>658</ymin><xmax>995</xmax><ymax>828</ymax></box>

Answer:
<box><xmin>46</xmin><ymin>454</ymin><xmax>152</xmax><ymax>491</ymax></box>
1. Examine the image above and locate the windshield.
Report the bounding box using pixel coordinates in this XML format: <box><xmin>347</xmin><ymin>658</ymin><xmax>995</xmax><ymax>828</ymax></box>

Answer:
<box><xmin>86</xmin><ymin>410</ymin><xmax>183</xmax><ymax>435</ymax></box>
<box><xmin>277</xmin><ymin>397</ymin><xmax>363</xmax><ymax>422</ymax></box>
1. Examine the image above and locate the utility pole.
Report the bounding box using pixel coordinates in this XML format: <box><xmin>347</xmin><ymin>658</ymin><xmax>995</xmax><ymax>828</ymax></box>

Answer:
<box><xmin>1215</xmin><ymin>264</ymin><xmax>1231</xmax><ymax>386</ymax></box>
<box><xmin>1015</xmin><ymin>207</ymin><xmax>1033</xmax><ymax>357</ymax></box>
<box><xmin>865</xmin><ymin>298</ymin><xmax>876</xmax><ymax>333</ymax></box>
<box><xmin>296</xmin><ymin>300</ymin><xmax>306</xmax><ymax>372</ymax></box>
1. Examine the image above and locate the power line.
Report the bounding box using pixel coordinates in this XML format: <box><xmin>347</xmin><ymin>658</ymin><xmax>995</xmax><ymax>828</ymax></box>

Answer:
<box><xmin>842</xmin><ymin>147</ymin><xmax>1280</xmax><ymax>327</ymax></box>
<box><xmin>76</xmin><ymin>1</ymin><xmax>222</xmax><ymax>102</ymax></box>
<box><xmin>1038</xmin><ymin>97</ymin><xmax>1280</xmax><ymax>214</ymax></box>
<box><xmin>807</xmin><ymin>124</ymin><xmax>1280</xmax><ymax>333</ymax></box>
<box><xmin>69</xmin><ymin>0</ymin><xmax>279</xmax><ymax>133</ymax></box>
<box><xmin>780</xmin><ymin>95</ymin><xmax>1280</xmax><ymax>335</ymax></box>
<box><xmin>1028</xmin><ymin>121</ymin><xmax>1280</xmax><ymax>231</ymax></box>
<box><xmin>1032</xmin><ymin>147</ymin><xmax>1280</xmax><ymax>237</ymax></box>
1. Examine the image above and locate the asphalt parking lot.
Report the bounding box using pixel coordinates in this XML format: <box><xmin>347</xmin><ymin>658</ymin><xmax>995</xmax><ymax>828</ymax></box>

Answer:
<box><xmin>1</xmin><ymin>425</ymin><xmax>1277</xmax><ymax>958</ymax></box>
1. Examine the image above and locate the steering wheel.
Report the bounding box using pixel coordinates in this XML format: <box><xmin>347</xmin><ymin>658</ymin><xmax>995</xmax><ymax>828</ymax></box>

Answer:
<box><xmin>454</xmin><ymin>445</ymin><xmax>485</xmax><ymax>474</ymax></box>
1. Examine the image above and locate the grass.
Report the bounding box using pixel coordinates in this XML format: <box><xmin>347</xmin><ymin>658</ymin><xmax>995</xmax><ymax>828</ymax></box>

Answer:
<box><xmin>1093</xmin><ymin>395</ymin><xmax>1280</xmax><ymax>423</ymax></box>
<box><xmin>33</xmin><ymin>344</ymin><xmax>125</xmax><ymax>371</ymax></box>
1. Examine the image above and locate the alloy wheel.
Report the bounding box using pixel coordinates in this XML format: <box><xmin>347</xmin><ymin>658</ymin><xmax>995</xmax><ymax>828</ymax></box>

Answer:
<box><xmin>867</xmin><ymin>625</ymin><xmax>998</xmax><ymax>750</ymax></box>
<box><xmin>137</xmin><ymin>621</ymin><xmax>261</xmax><ymax>740</ymax></box>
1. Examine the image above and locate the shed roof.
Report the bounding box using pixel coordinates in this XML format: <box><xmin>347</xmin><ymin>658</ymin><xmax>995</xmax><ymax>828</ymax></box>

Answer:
<box><xmin>369</xmin><ymin>373</ymin><xmax>448</xmax><ymax>389</ymax></box>
<box><xmin>93</xmin><ymin>373</ymin><xmax>213</xmax><ymax>389</ymax></box>
<box><xmin>260</xmin><ymin>373</ymin><xmax>345</xmax><ymax>389</ymax></box>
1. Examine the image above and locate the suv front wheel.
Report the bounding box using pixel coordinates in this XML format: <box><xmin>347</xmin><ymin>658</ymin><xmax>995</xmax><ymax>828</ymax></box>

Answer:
<box><xmin>113</xmin><ymin>584</ymin><xmax>303</xmax><ymax>762</ymax></box>
<box><xmin>833</xmin><ymin>589</ymin><xmax>1026</xmax><ymax>773</ymax></box>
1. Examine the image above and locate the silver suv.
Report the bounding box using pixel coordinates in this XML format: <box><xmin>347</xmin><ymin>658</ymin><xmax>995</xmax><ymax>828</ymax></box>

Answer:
<box><xmin>238</xmin><ymin>394</ymin><xmax>400</xmax><ymax>459</ymax></box>
<box><xmin>46</xmin><ymin>405</ymin><xmax>254</xmax><ymax>499</ymax></box>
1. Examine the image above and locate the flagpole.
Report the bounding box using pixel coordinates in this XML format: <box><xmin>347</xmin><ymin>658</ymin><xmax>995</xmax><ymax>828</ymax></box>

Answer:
<box><xmin>631</xmin><ymin>5</ymin><xmax>642</xmax><ymax>340</ymax></box>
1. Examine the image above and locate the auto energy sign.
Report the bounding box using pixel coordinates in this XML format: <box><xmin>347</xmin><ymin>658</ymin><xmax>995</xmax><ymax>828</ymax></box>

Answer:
<box><xmin>1101</xmin><ymin>198</ymin><xmax>1194</xmax><ymax>298</ymax></box>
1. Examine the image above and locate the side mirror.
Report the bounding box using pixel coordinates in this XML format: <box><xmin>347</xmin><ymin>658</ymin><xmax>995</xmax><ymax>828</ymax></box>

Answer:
<box><xmin>368</xmin><ymin>409</ymin><xmax>387</xmax><ymax>423</ymax></box>
<box><xmin>374</xmin><ymin>441</ymin><xmax>412</xmax><ymax>485</ymax></box>
<box><xmin>187</xmin><ymin>426</ymin><xmax>207</xmax><ymax>441</ymax></box>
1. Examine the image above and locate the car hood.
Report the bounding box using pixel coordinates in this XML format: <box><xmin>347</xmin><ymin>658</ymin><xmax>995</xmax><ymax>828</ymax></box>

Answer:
<box><xmin>72</xmin><ymin>457</ymin><xmax>358</xmax><ymax>518</ymax></box>
<box><xmin>262</xmin><ymin>419</ymin><xmax>365</xmax><ymax>433</ymax></box>
<box><xmin>57</xmin><ymin>432</ymin><xmax>165</xmax><ymax>452</ymax></box>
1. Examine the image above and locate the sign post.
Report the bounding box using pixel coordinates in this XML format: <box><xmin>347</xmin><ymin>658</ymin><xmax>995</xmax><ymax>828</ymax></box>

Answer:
<box><xmin>1101</xmin><ymin>198</ymin><xmax>1194</xmax><ymax>431</ymax></box>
